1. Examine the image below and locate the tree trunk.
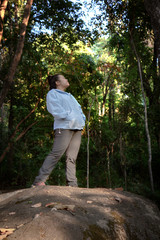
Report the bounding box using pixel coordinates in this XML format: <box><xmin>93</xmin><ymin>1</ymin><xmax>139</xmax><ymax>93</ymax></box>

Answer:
<box><xmin>87</xmin><ymin>118</ymin><xmax>90</xmax><ymax>188</ymax></box>
<box><xmin>106</xmin><ymin>147</ymin><xmax>111</xmax><ymax>188</ymax></box>
<box><xmin>108</xmin><ymin>84</ymin><xmax>115</xmax><ymax>126</ymax></box>
<box><xmin>0</xmin><ymin>0</ymin><xmax>8</xmax><ymax>45</ymax></box>
<box><xmin>7</xmin><ymin>87</ymin><xmax>14</xmax><ymax>174</ymax></box>
<box><xmin>144</xmin><ymin>0</ymin><xmax>160</xmax><ymax>75</ymax></box>
<box><xmin>130</xmin><ymin>31</ymin><xmax>154</xmax><ymax>192</ymax></box>
<box><xmin>101</xmin><ymin>75</ymin><xmax>109</xmax><ymax>116</ymax></box>
<box><xmin>87</xmin><ymin>101</ymin><xmax>92</xmax><ymax>188</ymax></box>
<box><xmin>0</xmin><ymin>0</ymin><xmax>34</xmax><ymax>108</ymax></box>
<box><xmin>119</xmin><ymin>133</ymin><xmax>127</xmax><ymax>190</ymax></box>
<box><xmin>144</xmin><ymin>0</ymin><xmax>160</xmax><ymax>148</ymax></box>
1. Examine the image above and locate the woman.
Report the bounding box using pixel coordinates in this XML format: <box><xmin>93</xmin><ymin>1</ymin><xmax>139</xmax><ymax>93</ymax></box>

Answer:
<box><xmin>32</xmin><ymin>74</ymin><xmax>85</xmax><ymax>187</ymax></box>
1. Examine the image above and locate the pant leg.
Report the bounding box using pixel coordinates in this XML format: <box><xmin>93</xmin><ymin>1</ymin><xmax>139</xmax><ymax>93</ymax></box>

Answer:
<box><xmin>65</xmin><ymin>130</ymin><xmax>82</xmax><ymax>187</ymax></box>
<box><xmin>34</xmin><ymin>129</ymin><xmax>73</xmax><ymax>184</ymax></box>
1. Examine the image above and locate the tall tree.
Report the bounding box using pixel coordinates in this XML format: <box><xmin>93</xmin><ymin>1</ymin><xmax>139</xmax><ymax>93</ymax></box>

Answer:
<box><xmin>130</xmin><ymin>31</ymin><xmax>154</xmax><ymax>192</ymax></box>
<box><xmin>0</xmin><ymin>0</ymin><xmax>8</xmax><ymax>44</ymax></box>
<box><xmin>144</xmin><ymin>0</ymin><xmax>160</xmax><ymax>75</ymax></box>
<box><xmin>143</xmin><ymin>0</ymin><xmax>160</xmax><ymax>148</ymax></box>
<box><xmin>0</xmin><ymin>0</ymin><xmax>34</xmax><ymax>107</ymax></box>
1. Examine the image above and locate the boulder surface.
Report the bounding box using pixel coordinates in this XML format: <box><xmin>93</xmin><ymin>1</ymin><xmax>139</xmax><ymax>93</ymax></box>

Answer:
<box><xmin>0</xmin><ymin>186</ymin><xmax>160</xmax><ymax>240</ymax></box>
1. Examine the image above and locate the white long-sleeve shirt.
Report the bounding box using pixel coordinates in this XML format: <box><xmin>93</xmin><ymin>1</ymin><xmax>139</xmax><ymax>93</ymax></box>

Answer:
<box><xmin>46</xmin><ymin>89</ymin><xmax>86</xmax><ymax>130</ymax></box>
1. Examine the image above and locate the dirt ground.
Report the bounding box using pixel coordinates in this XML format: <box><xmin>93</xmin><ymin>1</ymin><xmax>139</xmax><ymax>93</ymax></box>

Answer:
<box><xmin>0</xmin><ymin>186</ymin><xmax>160</xmax><ymax>240</ymax></box>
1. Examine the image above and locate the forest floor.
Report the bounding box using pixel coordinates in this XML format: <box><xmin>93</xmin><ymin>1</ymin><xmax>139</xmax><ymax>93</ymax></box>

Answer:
<box><xmin>0</xmin><ymin>186</ymin><xmax>160</xmax><ymax>240</ymax></box>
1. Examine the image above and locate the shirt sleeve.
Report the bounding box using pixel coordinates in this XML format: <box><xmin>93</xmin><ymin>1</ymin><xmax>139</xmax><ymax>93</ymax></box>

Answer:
<box><xmin>46</xmin><ymin>91</ymin><xmax>69</xmax><ymax>119</ymax></box>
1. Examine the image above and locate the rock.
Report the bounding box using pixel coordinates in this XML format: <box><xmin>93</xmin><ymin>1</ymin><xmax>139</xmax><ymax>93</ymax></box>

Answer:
<box><xmin>0</xmin><ymin>186</ymin><xmax>159</xmax><ymax>240</ymax></box>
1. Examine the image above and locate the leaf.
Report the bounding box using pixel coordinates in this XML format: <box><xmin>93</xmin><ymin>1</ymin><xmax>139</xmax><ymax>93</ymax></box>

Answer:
<box><xmin>45</xmin><ymin>202</ymin><xmax>75</xmax><ymax>214</ymax></box>
<box><xmin>31</xmin><ymin>202</ymin><xmax>42</xmax><ymax>208</ymax></box>
<box><xmin>0</xmin><ymin>228</ymin><xmax>15</xmax><ymax>240</ymax></box>
<box><xmin>8</xmin><ymin>212</ymin><xmax>16</xmax><ymax>215</ymax></box>
<box><xmin>115</xmin><ymin>197</ymin><xmax>122</xmax><ymax>203</ymax></box>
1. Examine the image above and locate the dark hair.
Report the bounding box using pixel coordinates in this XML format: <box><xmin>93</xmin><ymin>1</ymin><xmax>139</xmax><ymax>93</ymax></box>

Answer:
<box><xmin>47</xmin><ymin>74</ymin><xmax>61</xmax><ymax>90</ymax></box>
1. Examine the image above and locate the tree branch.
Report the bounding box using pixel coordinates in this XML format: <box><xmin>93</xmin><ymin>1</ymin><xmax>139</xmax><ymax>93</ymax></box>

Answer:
<box><xmin>0</xmin><ymin>0</ymin><xmax>34</xmax><ymax>107</ymax></box>
<box><xmin>0</xmin><ymin>121</ymin><xmax>38</xmax><ymax>163</ymax></box>
<box><xmin>0</xmin><ymin>77</ymin><xmax>48</xmax><ymax>163</ymax></box>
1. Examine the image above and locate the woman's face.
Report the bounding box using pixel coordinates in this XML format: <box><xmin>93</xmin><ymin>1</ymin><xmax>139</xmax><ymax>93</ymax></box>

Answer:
<box><xmin>56</xmin><ymin>75</ymin><xmax>70</xmax><ymax>90</ymax></box>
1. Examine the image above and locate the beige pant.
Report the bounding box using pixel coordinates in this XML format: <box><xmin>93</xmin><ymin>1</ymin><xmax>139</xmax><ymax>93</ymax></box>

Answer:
<box><xmin>34</xmin><ymin>129</ymin><xmax>82</xmax><ymax>186</ymax></box>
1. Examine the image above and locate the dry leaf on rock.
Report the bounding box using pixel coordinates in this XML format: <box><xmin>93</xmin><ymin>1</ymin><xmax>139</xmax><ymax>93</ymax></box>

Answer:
<box><xmin>46</xmin><ymin>202</ymin><xmax>75</xmax><ymax>210</ymax></box>
<box><xmin>9</xmin><ymin>212</ymin><xmax>16</xmax><ymax>215</ymax></box>
<box><xmin>45</xmin><ymin>202</ymin><xmax>56</xmax><ymax>208</ymax></box>
<box><xmin>31</xmin><ymin>203</ymin><xmax>42</xmax><ymax>208</ymax></box>
<box><xmin>17</xmin><ymin>224</ymin><xmax>24</xmax><ymax>229</ymax></box>
<box><xmin>115</xmin><ymin>197</ymin><xmax>122</xmax><ymax>203</ymax></box>
<box><xmin>45</xmin><ymin>202</ymin><xmax>75</xmax><ymax>215</ymax></box>
<box><xmin>0</xmin><ymin>228</ymin><xmax>15</xmax><ymax>240</ymax></box>
<box><xmin>34</xmin><ymin>212</ymin><xmax>43</xmax><ymax>219</ymax></box>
